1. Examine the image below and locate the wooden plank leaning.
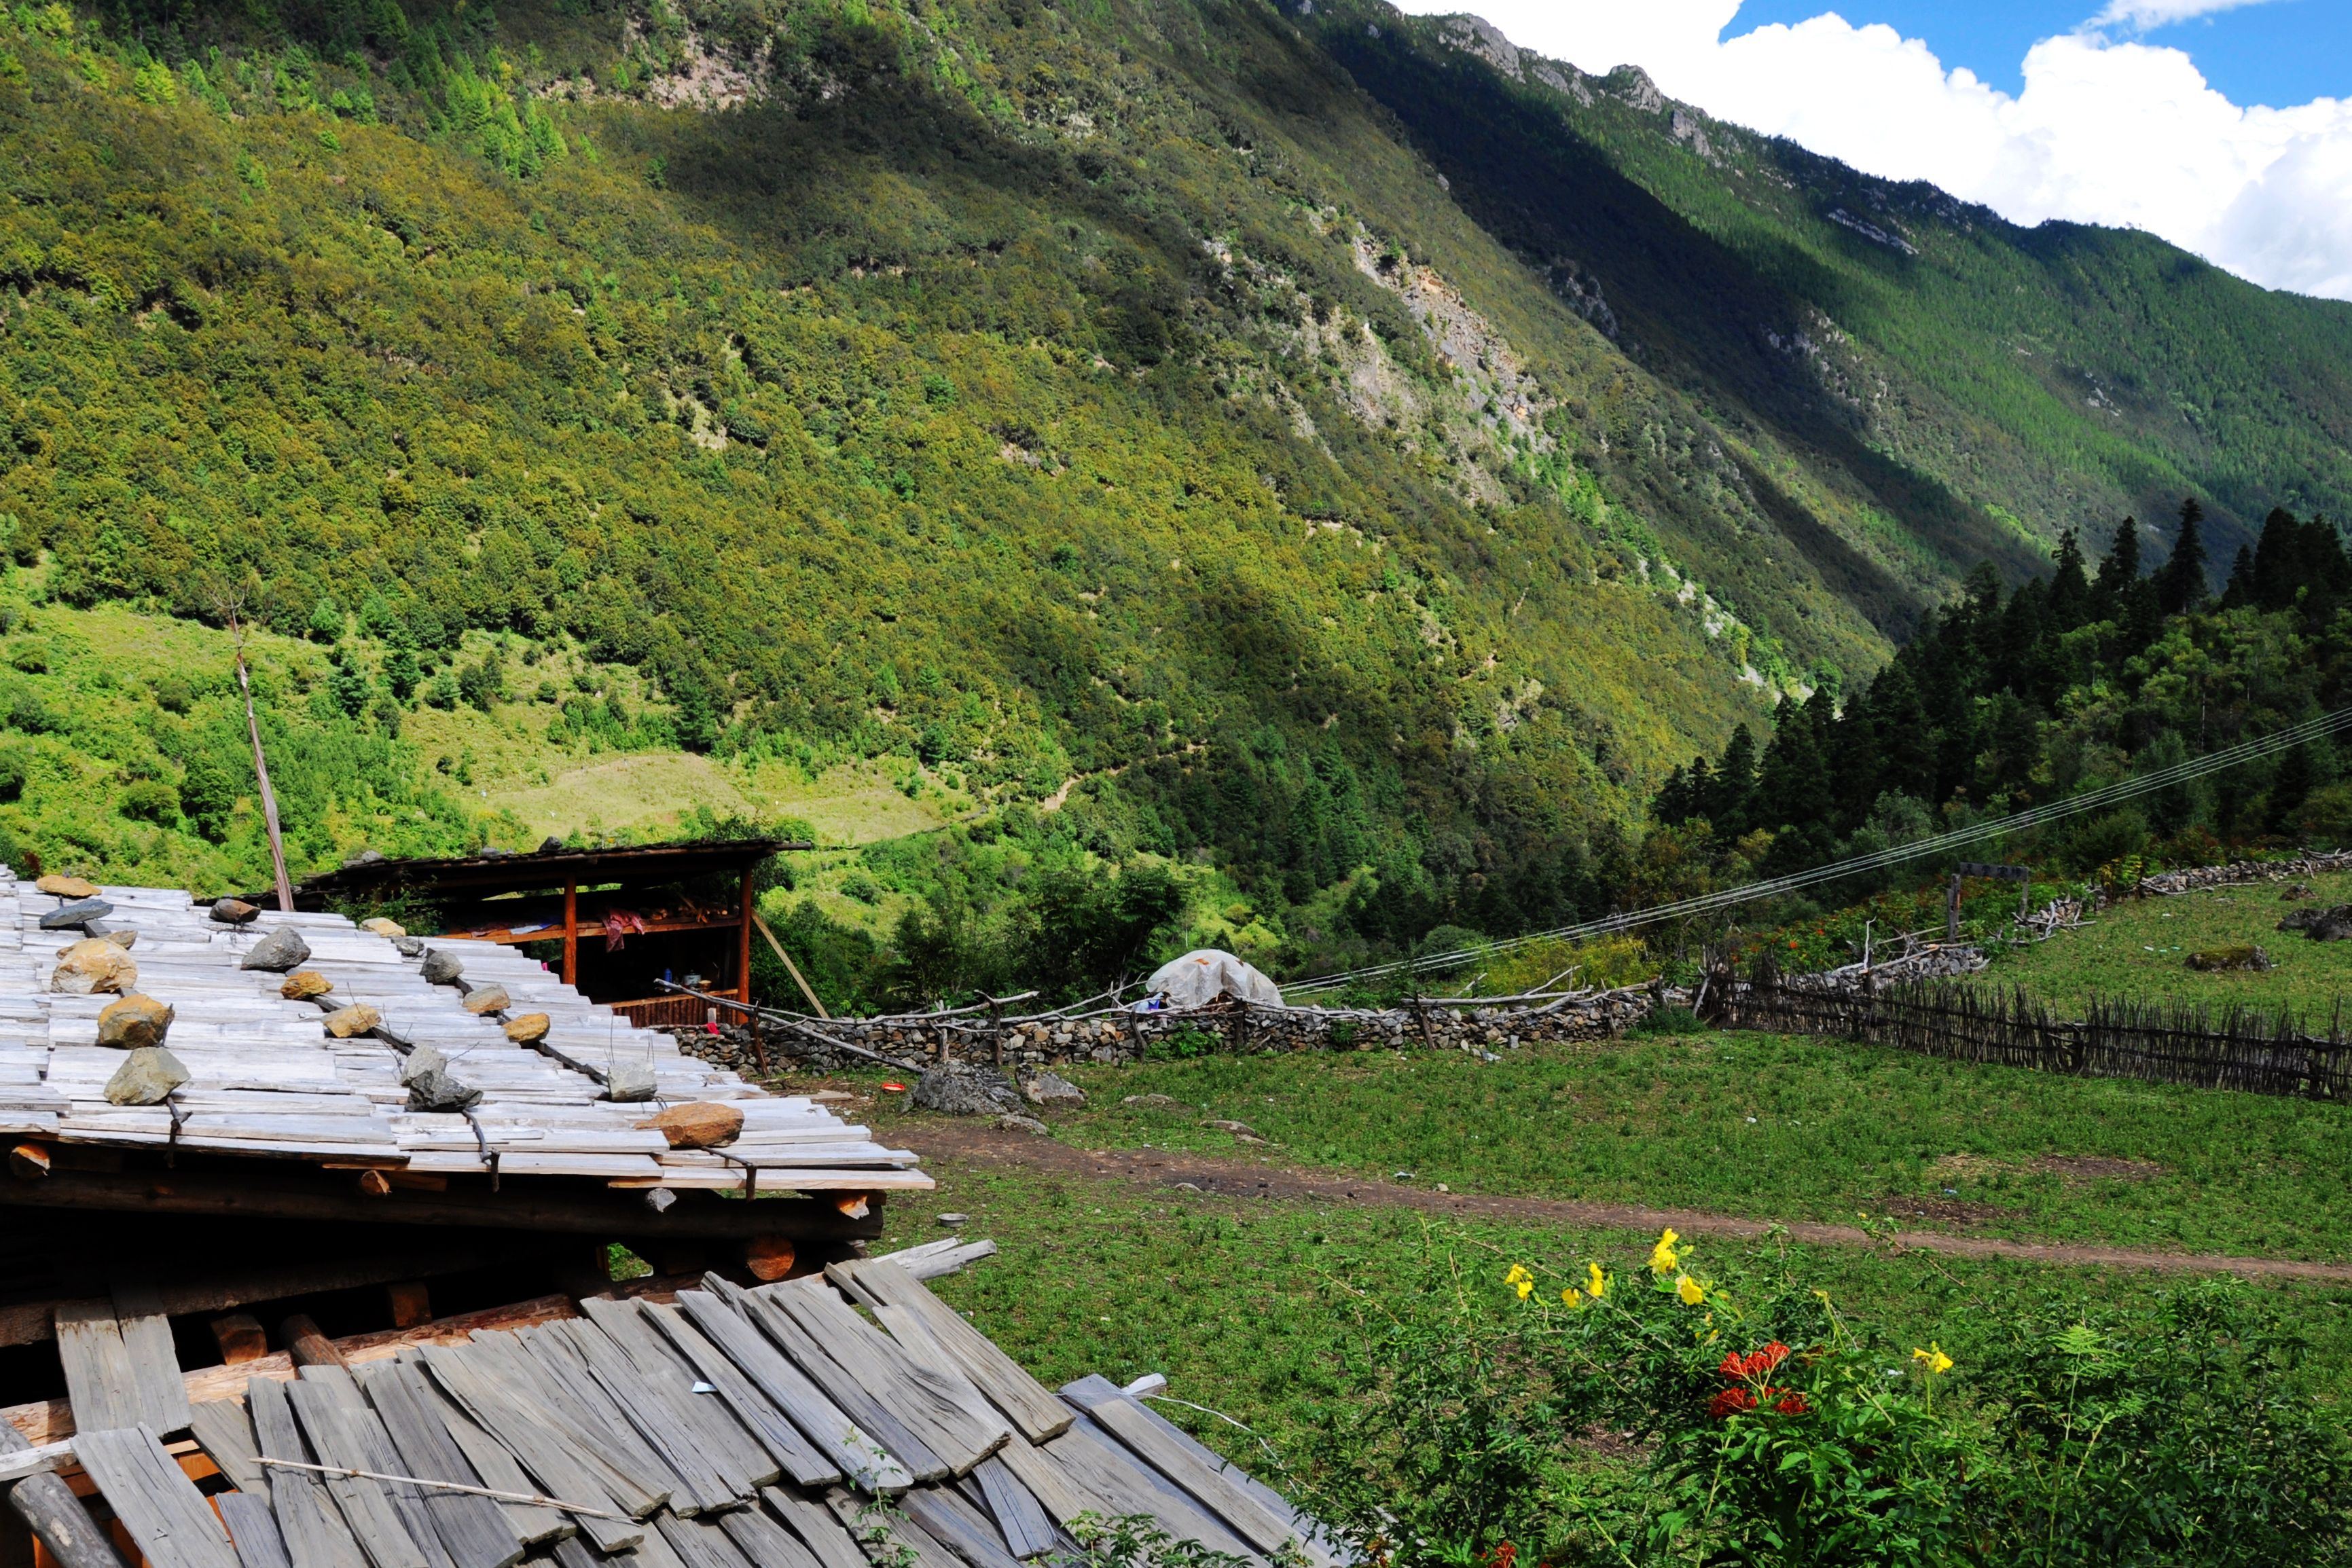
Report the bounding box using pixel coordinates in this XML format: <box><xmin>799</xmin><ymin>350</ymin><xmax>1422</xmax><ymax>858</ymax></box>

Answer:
<box><xmin>827</xmin><ymin>1261</ymin><xmax>1071</xmax><ymax>1443</ymax></box>
<box><xmin>189</xmin><ymin>1400</ymin><xmax>272</xmax><ymax>1501</ymax></box>
<box><xmin>753</xmin><ymin>1279</ymin><xmax>1008</xmax><ymax>1475</ymax></box>
<box><xmin>655</xmin><ymin>1511</ymin><xmax>755</xmax><ymax>1568</ymax></box>
<box><xmin>1042</xmin><ymin>1419</ymin><xmax>1257</xmax><ymax>1564</ymax></box>
<box><xmin>530</xmin><ymin>1321</ymin><xmax>742</xmax><ymax>1516</ymax></box>
<box><xmin>347</xmin><ymin>1362</ymin><xmax>524</xmax><ymax>1568</ymax></box>
<box><xmin>639</xmin><ymin>1297</ymin><xmax>861</xmax><ymax>1495</ymax></box>
<box><xmin>452</xmin><ymin>1334</ymin><xmax>672</xmax><ymax>1520</ymax></box>
<box><xmin>717</xmin><ymin>1499</ymin><xmax>824</xmax><ymax>1568</ymax></box>
<box><xmin>380</xmin><ymin>1355</ymin><xmax>566</xmax><ymax>1550</ymax></box>
<box><xmin>759</xmin><ymin>1485</ymin><xmax>873</xmax><ymax>1568</ymax></box>
<box><xmin>244</xmin><ymin>1377</ymin><xmax>372</xmax><ymax>1568</ymax></box>
<box><xmin>971</xmin><ymin>1455</ymin><xmax>1060</xmax><ymax>1561</ymax></box>
<box><xmin>704</xmin><ymin>1286</ymin><xmax>941</xmax><ymax>1487</ymax></box>
<box><xmin>982</xmin><ymin>1435</ymin><xmax>1106</xmax><ymax>1532</ymax></box>
<box><xmin>411</xmin><ymin>1347</ymin><xmax>643</xmax><ymax>1554</ymax></box>
<box><xmin>1057</xmin><ymin>1379</ymin><xmax>1305</xmax><ymax>1563</ymax></box>
<box><xmin>0</xmin><ymin>1404</ymin><xmax>130</xmax><ymax>1568</ymax></box>
<box><xmin>219</xmin><ymin>1491</ymin><xmax>295</xmax><ymax>1568</ymax></box>
<box><xmin>899</xmin><ymin>1484</ymin><xmax>1028</xmax><ymax>1568</ymax></box>
<box><xmin>109</xmin><ymin>1283</ymin><xmax>193</xmax><ymax>1438</ymax></box>
<box><xmin>490</xmin><ymin>1328</ymin><xmax>687</xmax><ymax>1515</ymax></box>
<box><xmin>821</xmin><ymin>1487</ymin><xmax>961</xmax><ymax>1568</ymax></box>
<box><xmin>54</xmin><ymin>1301</ymin><xmax>142</xmax><ymax>1437</ymax></box>
<box><xmin>283</xmin><ymin>1379</ymin><xmax>434</xmax><ymax>1568</ymax></box>
<box><xmin>573</xmin><ymin>1300</ymin><xmax>781</xmax><ymax>1491</ymax></box>
<box><xmin>74</xmin><ymin>1424</ymin><xmax>241</xmax><ymax>1568</ymax></box>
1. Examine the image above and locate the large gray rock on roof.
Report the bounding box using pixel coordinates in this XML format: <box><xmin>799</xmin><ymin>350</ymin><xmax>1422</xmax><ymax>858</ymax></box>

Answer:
<box><xmin>105</xmin><ymin>1046</ymin><xmax>189</xmax><ymax>1106</ymax></box>
<box><xmin>238</xmin><ymin>928</ymin><xmax>312</xmax><ymax>972</ymax></box>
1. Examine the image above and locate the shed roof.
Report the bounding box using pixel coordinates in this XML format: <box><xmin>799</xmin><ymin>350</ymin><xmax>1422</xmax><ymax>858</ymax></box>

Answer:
<box><xmin>0</xmin><ymin>867</ymin><xmax>921</xmax><ymax>1197</ymax></box>
<box><xmin>281</xmin><ymin>837</ymin><xmax>809</xmax><ymax>905</ymax></box>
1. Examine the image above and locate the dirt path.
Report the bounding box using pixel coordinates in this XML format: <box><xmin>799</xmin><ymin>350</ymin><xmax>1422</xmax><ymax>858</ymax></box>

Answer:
<box><xmin>903</xmin><ymin>1118</ymin><xmax>2352</xmax><ymax>1283</ymax></box>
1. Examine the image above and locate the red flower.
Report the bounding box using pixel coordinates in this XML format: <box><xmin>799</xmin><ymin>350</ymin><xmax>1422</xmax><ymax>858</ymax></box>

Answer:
<box><xmin>1482</xmin><ymin>1545</ymin><xmax>1517</xmax><ymax>1568</ymax></box>
<box><xmin>1774</xmin><ymin>1392</ymin><xmax>1811</xmax><ymax>1416</ymax></box>
<box><xmin>1720</xmin><ymin>1343</ymin><xmax>1794</xmax><ymax>1382</ymax></box>
<box><xmin>1709</xmin><ymin>1387</ymin><xmax>1759</xmax><ymax>1419</ymax></box>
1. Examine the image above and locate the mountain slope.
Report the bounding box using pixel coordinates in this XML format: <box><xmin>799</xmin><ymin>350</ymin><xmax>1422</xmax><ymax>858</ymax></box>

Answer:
<box><xmin>0</xmin><ymin>0</ymin><xmax>2346</xmax><ymax>965</ymax></box>
<box><xmin>1309</xmin><ymin>7</ymin><xmax>2352</xmax><ymax>598</ymax></box>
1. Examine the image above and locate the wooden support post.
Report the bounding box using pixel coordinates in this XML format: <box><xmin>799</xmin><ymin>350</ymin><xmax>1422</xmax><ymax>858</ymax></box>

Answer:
<box><xmin>208</xmin><ymin>1314</ymin><xmax>267</xmax><ymax>1366</ymax></box>
<box><xmin>987</xmin><ymin>995</ymin><xmax>1005</xmax><ymax>1068</ymax></box>
<box><xmin>1414</xmin><ymin>991</ymin><xmax>1436</xmax><ymax>1051</ymax></box>
<box><xmin>279</xmin><ymin>1314</ymin><xmax>349</xmax><ymax>1371</ymax></box>
<box><xmin>738</xmin><ymin>866</ymin><xmax>757</xmax><ymax>1005</ymax></box>
<box><xmin>563</xmin><ymin>879</ymin><xmax>579</xmax><ymax>989</ymax></box>
<box><xmin>1124</xmin><ymin>1006</ymin><xmax>1146</xmax><ymax>1062</ymax></box>
<box><xmin>1</xmin><ymin>1419</ymin><xmax>128</xmax><ymax>1568</ymax></box>
<box><xmin>1947</xmin><ymin>873</ymin><xmax>1962</xmax><ymax>941</ymax></box>
<box><xmin>753</xmin><ymin>914</ymin><xmax>829</xmax><ymax>1019</ymax></box>
<box><xmin>385</xmin><ymin>1282</ymin><xmax>432</xmax><ymax>1330</ymax></box>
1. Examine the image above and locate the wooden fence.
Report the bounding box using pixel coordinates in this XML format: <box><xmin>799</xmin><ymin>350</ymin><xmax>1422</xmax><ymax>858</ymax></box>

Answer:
<box><xmin>1715</xmin><ymin>958</ymin><xmax>2352</xmax><ymax>1100</ymax></box>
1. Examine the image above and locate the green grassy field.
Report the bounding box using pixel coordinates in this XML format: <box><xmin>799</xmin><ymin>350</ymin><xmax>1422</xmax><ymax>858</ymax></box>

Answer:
<box><xmin>867</xmin><ymin>1146</ymin><xmax>2352</xmax><ymax>1467</ymax></box>
<box><xmin>1978</xmin><ymin>871</ymin><xmax>2352</xmax><ymax>1019</ymax></box>
<box><xmin>903</xmin><ymin>1034</ymin><xmax>2352</xmax><ymax>1262</ymax></box>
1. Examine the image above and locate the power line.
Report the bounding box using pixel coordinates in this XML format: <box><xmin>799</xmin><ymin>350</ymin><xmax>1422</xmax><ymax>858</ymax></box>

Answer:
<box><xmin>1283</xmin><ymin>704</ymin><xmax>2352</xmax><ymax>998</ymax></box>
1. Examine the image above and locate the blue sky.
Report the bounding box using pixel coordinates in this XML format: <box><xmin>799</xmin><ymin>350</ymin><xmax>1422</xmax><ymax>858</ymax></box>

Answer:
<box><xmin>1730</xmin><ymin>0</ymin><xmax>2344</xmax><ymax>109</ymax></box>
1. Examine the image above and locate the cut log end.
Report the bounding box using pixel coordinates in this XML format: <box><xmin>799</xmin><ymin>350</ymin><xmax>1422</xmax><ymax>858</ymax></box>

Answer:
<box><xmin>8</xmin><ymin>1142</ymin><xmax>50</xmax><ymax>1180</ymax></box>
<box><xmin>740</xmin><ymin>1237</ymin><xmax>797</xmax><ymax>1282</ymax></box>
<box><xmin>281</xmin><ymin>1313</ymin><xmax>350</xmax><ymax>1370</ymax></box>
<box><xmin>209</xmin><ymin>1313</ymin><xmax>268</xmax><ymax>1366</ymax></box>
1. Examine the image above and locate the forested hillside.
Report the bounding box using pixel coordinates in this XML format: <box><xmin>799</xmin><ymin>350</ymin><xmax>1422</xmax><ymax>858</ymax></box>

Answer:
<box><xmin>0</xmin><ymin>0</ymin><xmax>2347</xmax><ymax>981</ymax></box>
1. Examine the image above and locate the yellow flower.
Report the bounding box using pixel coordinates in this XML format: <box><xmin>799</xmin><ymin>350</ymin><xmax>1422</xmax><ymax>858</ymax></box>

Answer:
<box><xmin>1677</xmin><ymin>1275</ymin><xmax>1705</xmax><ymax>1306</ymax></box>
<box><xmin>1515</xmin><ymin>1278</ymin><xmax>1533</xmax><ymax>1299</ymax></box>
<box><xmin>1505</xmin><ymin>1264</ymin><xmax>1532</xmax><ymax>1287</ymax></box>
<box><xmin>1562</xmin><ymin>1288</ymin><xmax>1581</xmax><ymax>1308</ymax></box>
<box><xmin>1912</xmin><ymin>1343</ymin><xmax>1954</xmax><ymax>1376</ymax></box>
<box><xmin>1648</xmin><ymin>1227</ymin><xmax>1681</xmax><ymax>1275</ymax></box>
<box><xmin>1586</xmin><ymin>1261</ymin><xmax>1609</xmax><ymax>1300</ymax></box>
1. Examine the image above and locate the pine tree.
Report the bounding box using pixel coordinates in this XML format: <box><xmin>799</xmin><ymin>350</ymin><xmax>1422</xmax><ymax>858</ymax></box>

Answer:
<box><xmin>2093</xmin><ymin>517</ymin><xmax>2141</xmax><ymax>617</ymax></box>
<box><xmin>2252</xmin><ymin>508</ymin><xmax>2300</xmax><ymax>611</ymax></box>
<box><xmin>2220</xmin><ymin>545</ymin><xmax>2256</xmax><ymax>610</ymax></box>
<box><xmin>1651</xmin><ymin>764</ymin><xmax>1691</xmax><ymax>825</ymax></box>
<box><xmin>2155</xmin><ymin>496</ymin><xmax>2209</xmax><ymax>615</ymax></box>
<box><xmin>2047</xmin><ymin>527</ymin><xmax>2092</xmax><ymax>632</ymax></box>
<box><xmin>1708</xmin><ymin>724</ymin><xmax>1758</xmax><ymax>837</ymax></box>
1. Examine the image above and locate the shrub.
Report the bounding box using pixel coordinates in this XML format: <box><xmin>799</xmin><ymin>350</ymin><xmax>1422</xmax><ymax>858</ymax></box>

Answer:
<box><xmin>117</xmin><ymin>779</ymin><xmax>179</xmax><ymax>824</ymax></box>
<box><xmin>1303</xmin><ymin>1232</ymin><xmax>2352</xmax><ymax>1568</ymax></box>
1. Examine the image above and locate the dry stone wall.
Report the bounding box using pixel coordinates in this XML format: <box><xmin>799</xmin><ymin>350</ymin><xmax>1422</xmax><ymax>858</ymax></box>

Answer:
<box><xmin>666</xmin><ymin>986</ymin><xmax>1671</xmax><ymax>1078</ymax></box>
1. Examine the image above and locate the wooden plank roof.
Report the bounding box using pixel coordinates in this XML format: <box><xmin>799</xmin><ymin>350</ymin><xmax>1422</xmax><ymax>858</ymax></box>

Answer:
<box><xmin>0</xmin><ymin>868</ymin><xmax>924</xmax><ymax>1197</ymax></box>
<box><xmin>7</xmin><ymin>1242</ymin><xmax>1343</xmax><ymax>1568</ymax></box>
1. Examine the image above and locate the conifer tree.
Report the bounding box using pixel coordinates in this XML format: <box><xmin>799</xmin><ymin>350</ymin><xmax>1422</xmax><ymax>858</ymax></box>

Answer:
<box><xmin>2155</xmin><ymin>496</ymin><xmax>2209</xmax><ymax>615</ymax></box>
<box><xmin>2221</xmin><ymin>545</ymin><xmax>2256</xmax><ymax>609</ymax></box>
<box><xmin>2093</xmin><ymin>516</ymin><xmax>2141</xmax><ymax>616</ymax></box>
<box><xmin>2047</xmin><ymin>527</ymin><xmax>2092</xmax><ymax>632</ymax></box>
<box><xmin>1708</xmin><ymin>724</ymin><xmax>1758</xmax><ymax>836</ymax></box>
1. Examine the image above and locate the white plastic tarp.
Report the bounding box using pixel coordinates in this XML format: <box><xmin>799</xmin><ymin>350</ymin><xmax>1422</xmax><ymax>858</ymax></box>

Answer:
<box><xmin>1148</xmin><ymin>949</ymin><xmax>1285</xmax><ymax>1010</ymax></box>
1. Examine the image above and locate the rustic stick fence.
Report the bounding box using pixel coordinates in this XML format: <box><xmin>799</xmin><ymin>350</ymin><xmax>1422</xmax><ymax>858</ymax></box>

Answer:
<box><xmin>1714</xmin><ymin>953</ymin><xmax>2352</xmax><ymax>1100</ymax></box>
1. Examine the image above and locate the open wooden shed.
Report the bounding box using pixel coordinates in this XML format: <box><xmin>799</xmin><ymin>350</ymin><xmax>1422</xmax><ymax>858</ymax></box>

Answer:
<box><xmin>285</xmin><ymin>839</ymin><xmax>809</xmax><ymax>1029</ymax></box>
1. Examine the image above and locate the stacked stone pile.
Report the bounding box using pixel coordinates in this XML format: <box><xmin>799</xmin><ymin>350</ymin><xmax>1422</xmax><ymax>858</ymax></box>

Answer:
<box><xmin>664</xmin><ymin>983</ymin><xmax>1671</xmax><ymax>1079</ymax></box>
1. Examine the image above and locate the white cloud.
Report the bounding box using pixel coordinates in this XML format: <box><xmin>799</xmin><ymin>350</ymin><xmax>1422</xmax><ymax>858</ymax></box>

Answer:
<box><xmin>1390</xmin><ymin>1</ymin><xmax>2352</xmax><ymax>300</ymax></box>
<box><xmin>2087</xmin><ymin>0</ymin><xmax>2275</xmax><ymax>31</ymax></box>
